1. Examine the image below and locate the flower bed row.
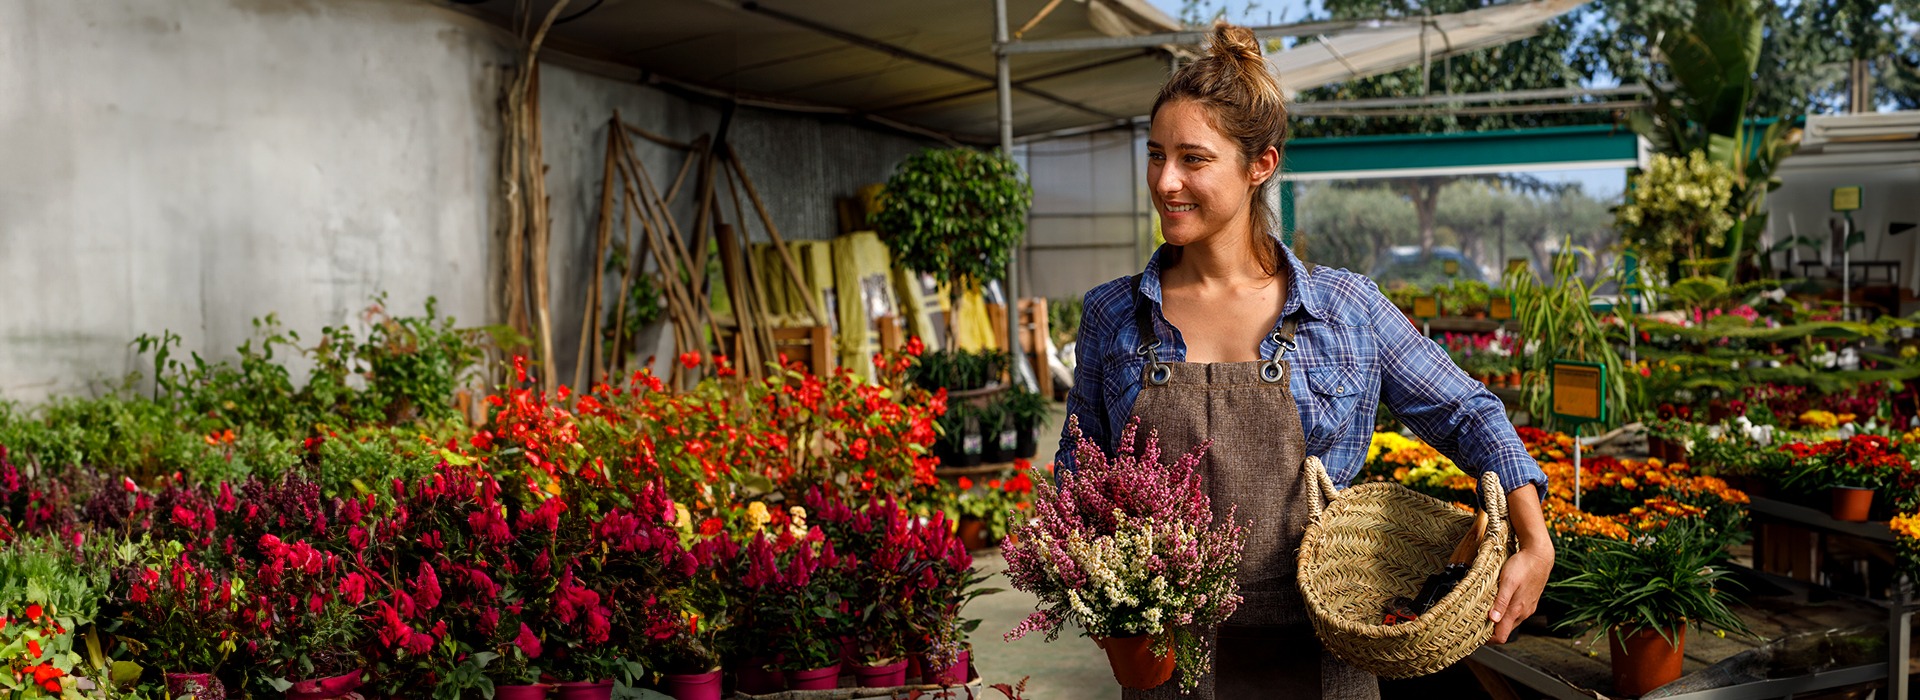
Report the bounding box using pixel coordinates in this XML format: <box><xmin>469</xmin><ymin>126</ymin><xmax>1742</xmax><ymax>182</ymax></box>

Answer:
<box><xmin>0</xmin><ymin>302</ymin><xmax>1006</xmax><ymax>699</ymax></box>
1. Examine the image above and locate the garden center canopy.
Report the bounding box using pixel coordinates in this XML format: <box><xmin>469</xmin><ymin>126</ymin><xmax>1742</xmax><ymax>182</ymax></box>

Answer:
<box><xmin>461</xmin><ymin>0</ymin><xmax>1587</xmax><ymax>142</ymax></box>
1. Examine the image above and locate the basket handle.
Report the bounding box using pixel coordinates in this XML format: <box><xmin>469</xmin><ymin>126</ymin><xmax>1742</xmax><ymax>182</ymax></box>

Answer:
<box><xmin>1304</xmin><ymin>456</ymin><xmax>1339</xmax><ymax>519</ymax></box>
<box><xmin>1305</xmin><ymin>454</ymin><xmax>1513</xmax><ymax>525</ymax></box>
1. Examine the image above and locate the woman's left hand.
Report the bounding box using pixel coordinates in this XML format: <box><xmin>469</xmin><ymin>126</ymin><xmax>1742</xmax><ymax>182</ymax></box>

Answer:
<box><xmin>1488</xmin><ymin>485</ymin><xmax>1555</xmax><ymax>644</ymax></box>
<box><xmin>1488</xmin><ymin>546</ymin><xmax>1553</xmax><ymax>643</ymax></box>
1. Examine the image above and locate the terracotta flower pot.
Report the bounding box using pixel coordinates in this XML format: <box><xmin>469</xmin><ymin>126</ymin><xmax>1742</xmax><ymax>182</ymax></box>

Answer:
<box><xmin>494</xmin><ymin>685</ymin><xmax>550</xmax><ymax>700</ymax></box>
<box><xmin>958</xmin><ymin>517</ymin><xmax>990</xmax><ymax>550</ymax></box>
<box><xmin>919</xmin><ymin>648</ymin><xmax>969</xmax><ymax>687</ymax></box>
<box><xmin>1831</xmin><ymin>486</ymin><xmax>1875</xmax><ymax>522</ymax></box>
<box><xmin>735</xmin><ymin>656</ymin><xmax>784</xmax><ymax>694</ymax></box>
<box><xmin>166</xmin><ymin>673</ymin><xmax>226</xmax><ymax>700</ymax></box>
<box><xmin>1507</xmin><ymin>370</ymin><xmax>1521</xmax><ymax>387</ymax></box>
<box><xmin>1610</xmin><ymin>626</ymin><xmax>1684</xmax><ymax>697</ymax></box>
<box><xmin>784</xmin><ymin>663</ymin><xmax>842</xmax><ymax>691</ymax></box>
<box><xmin>286</xmin><ymin>670</ymin><xmax>363</xmax><ymax>700</ymax></box>
<box><xmin>661</xmin><ymin>670</ymin><xmax>723</xmax><ymax>700</ymax></box>
<box><xmin>852</xmin><ymin>658</ymin><xmax>909</xmax><ymax>688</ymax></box>
<box><xmin>553</xmin><ymin>681</ymin><xmax>614</xmax><ymax>700</ymax></box>
<box><xmin>1094</xmin><ymin>634</ymin><xmax>1174</xmax><ymax>690</ymax></box>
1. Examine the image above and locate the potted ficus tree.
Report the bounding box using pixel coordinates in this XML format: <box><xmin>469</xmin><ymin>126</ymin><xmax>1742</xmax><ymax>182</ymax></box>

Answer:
<box><xmin>872</xmin><ymin>147</ymin><xmax>1033</xmax><ymax>343</ymax></box>
<box><xmin>1549</xmin><ymin>520</ymin><xmax>1752</xmax><ymax>696</ymax></box>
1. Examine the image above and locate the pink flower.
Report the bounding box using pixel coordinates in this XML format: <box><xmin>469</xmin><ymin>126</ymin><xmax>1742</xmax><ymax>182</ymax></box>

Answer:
<box><xmin>515</xmin><ymin>623</ymin><xmax>543</xmax><ymax>658</ymax></box>
<box><xmin>339</xmin><ymin>573</ymin><xmax>368</xmax><ymax>605</ymax></box>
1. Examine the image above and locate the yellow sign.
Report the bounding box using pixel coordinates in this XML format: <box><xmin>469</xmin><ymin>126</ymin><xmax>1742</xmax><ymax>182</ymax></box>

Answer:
<box><xmin>1833</xmin><ymin>186</ymin><xmax>1862</xmax><ymax>212</ymax></box>
<box><xmin>1412</xmin><ymin>296</ymin><xmax>1439</xmax><ymax>319</ymax></box>
<box><xmin>1490</xmin><ymin>296</ymin><xmax>1513</xmax><ymax>320</ymax></box>
<box><xmin>1442</xmin><ymin>259</ymin><xmax>1460</xmax><ymax>277</ymax></box>
<box><xmin>1552</xmin><ymin>363</ymin><xmax>1604</xmax><ymax>422</ymax></box>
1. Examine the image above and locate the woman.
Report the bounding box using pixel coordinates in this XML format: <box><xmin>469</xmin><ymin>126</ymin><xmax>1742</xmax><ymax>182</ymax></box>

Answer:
<box><xmin>1059</xmin><ymin>22</ymin><xmax>1554</xmax><ymax>700</ymax></box>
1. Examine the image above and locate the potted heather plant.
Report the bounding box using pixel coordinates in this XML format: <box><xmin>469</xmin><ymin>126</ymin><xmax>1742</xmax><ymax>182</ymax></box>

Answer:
<box><xmin>1001</xmin><ymin>416</ymin><xmax>1247</xmax><ymax>693</ymax></box>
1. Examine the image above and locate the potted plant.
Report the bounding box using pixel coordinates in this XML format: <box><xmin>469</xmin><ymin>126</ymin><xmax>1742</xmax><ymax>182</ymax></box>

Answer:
<box><xmin>872</xmin><ymin>148</ymin><xmax>1033</xmax><ymax>344</ymax></box>
<box><xmin>904</xmin><ymin>511</ymin><xmax>991</xmax><ymax>688</ymax></box>
<box><xmin>1001</xmin><ymin>417</ymin><xmax>1247</xmax><ymax>693</ymax></box>
<box><xmin>1780</xmin><ymin>436</ymin><xmax>1906</xmax><ymax>522</ymax></box>
<box><xmin>0</xmin><ymin>536</ymin><xmax>118</xmax><ymax>699</ymax></box>
<box><xmin>1002</xmin><ymin>388</ymin><xmax>1050</xmax><ymax>460</ymax></box>
<box><xmin>646</xmin><ymin>544</ymin><xmax>733</xmax><ymax>700</ymax></box>
<box><xmin>738</xmin><ymin>527</ymin><xmax>845</xmax><ymax>691</ymax></box>
<box><xmin>1549</xmin><ymin>520</ymin><xmax>1752</xmax><ymax>696</ymax></box>
<box><xmin>937</xmin><ymin>404</ymin><xmax>982</xmax><ymax>468</ymax></box>
<box><xmin>119</xmin><ymin>550</ymin><xmax>245</xmax><ymax>699</ymax></box>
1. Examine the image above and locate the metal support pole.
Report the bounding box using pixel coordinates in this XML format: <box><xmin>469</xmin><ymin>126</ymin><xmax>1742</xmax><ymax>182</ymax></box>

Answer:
<box><xmin>995</xmin><ymin>0</ymin><xmax>1036</xmax><ymax>392</ymax></box>
<box><xmin>1572</xmin><ymin>428</ymin><xmax>1583</xmax><ymax>511</ymax></box>
<box><xmin>1893</xmin><ymin>575</ymin><xmax>1913</xmax><ymax>700</ymax></box>
<box><xmin>1842</xmin><ymin>215</ymin><xmax>1853</xmax><ymax>320</ymax></box>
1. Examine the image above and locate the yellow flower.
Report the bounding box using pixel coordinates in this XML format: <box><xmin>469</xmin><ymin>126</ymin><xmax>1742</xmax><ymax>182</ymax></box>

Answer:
<box><xmin>1892</xmin><ymin>513</ymin><xmax>1920</xmax><ymax>542</ymax></box>
<box><xmin>746</xmin><ymin>502</ymin><xmax>770</xmax><ymax>531</ymax></box>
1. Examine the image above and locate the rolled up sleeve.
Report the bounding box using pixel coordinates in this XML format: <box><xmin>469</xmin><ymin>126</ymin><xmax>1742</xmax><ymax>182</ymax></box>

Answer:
<box><xmin>1368</xmin><ymin>288</ymin><xmax>1546</xmax><ymax>498</ymax></box>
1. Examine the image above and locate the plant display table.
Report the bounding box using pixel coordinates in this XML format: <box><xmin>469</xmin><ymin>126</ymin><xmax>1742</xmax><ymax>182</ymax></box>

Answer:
<box><xmin>1469</xmin><ymin>583</ymin><xmax>1901</xmax><ymax>700</ymax></box>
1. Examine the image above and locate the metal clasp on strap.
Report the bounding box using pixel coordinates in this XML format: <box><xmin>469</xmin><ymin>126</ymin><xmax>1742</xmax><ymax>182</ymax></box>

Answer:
<box><xmin>1148</xmin><ymin>362</ymin><xmax>1172</xmax><ymax>386</ymax></box>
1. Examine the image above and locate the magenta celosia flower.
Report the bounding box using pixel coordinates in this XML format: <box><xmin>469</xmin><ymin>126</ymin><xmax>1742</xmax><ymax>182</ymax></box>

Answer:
<box><xmin>516</xmin><ymin>623</ymin><xmax>542</xmax><ymax>658</ymax></box>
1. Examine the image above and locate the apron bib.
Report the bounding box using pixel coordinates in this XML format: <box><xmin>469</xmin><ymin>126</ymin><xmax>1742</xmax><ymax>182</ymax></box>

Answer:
<box><xmin>1121</xmin><ymin>274</ymin><xmax>1377</xmax><ymax>700</ymax></box>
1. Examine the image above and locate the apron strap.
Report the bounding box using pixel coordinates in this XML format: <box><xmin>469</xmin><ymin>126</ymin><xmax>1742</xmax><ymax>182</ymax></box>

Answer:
<box><xmin>1131</xmin><ymin>275</ymin><xmax>1175</xmax><ymax>386</ymax></box>
<box><xmin>1261</xmin><ymin>261</ymin><xmax>1313</xmax><ymax>383</ymax></box>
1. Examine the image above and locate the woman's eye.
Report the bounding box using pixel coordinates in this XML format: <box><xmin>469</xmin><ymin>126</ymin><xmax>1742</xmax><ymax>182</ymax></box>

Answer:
<box><xmin>1185</xmin><ymin>155</ymin><xmax>1205</xmax><ymax>164</ymax></box>
<box><xmin>1147</xmin><ymin>152</ymin><xmax>1164</xmax><ymax>161</ymax></box>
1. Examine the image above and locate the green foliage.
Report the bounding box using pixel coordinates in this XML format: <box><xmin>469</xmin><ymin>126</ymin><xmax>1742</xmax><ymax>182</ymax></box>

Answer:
<box><xmin>872</xmin><ymin>148</ymin><xmax>1032</xmax><ymax>287</ymax></box>
<box><xmin>1550</xmin><ymin>519</ymin><xmax>1752</xmax><ymax>643</ymax></box>
<box><xmin>1505</xmin><ymin>246</ymin><xmax>1634</xmax><ymax>429</ymax></box>
<box><xmin>1047</xmin><ymin>297</ymin><xmax>1082</xmax><ymax>347</ymax></box>
<box><xmin>1001</xmin><ymin>388</ymin><xmax>1051</xmax><ymax>432</ymax></box>
<box><xmin>907</xmin><ymin>350</ymin><xmax>1009</xmax><ymax>392</ymax></box>
<box><xmin>1616</xmin><ymin>152</ymin><xmax>1738</xmax><ymax>273</ymax></box>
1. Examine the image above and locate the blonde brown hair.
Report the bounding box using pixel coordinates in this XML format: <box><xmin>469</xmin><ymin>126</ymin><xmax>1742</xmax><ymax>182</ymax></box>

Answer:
<box><xmin>1152</xmin><ymin>21</ymin><xmax>1289</xmax><ymax>276</ymax></box>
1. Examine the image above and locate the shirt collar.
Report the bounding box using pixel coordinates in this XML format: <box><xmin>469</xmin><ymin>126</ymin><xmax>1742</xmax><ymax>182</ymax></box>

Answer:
<box><xmin>1138</xmin><ymin>236</ymin><xmax>1323</xmax><ymax>321</ymax></box>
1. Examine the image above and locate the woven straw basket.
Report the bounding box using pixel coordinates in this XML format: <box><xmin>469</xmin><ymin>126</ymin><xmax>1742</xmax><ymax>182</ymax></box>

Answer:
<box><xmin>1295</xmin><ymin>456</ymin><xmax>1510</xmax><ymax>679</ymax></box>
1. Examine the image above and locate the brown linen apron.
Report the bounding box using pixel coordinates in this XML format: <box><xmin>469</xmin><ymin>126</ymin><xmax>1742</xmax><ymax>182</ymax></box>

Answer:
<box><xmin>1122</xmin><ymin>275</ymin><xmax>1378</xmax><ymax>700</ymax></box>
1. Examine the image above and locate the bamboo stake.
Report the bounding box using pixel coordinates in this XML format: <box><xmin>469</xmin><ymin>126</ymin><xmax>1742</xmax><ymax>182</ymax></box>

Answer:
<box><xmin>615</xmin><ymin>127</ymin><xmax>721</xmax><ymax>376</ymax></box>
<box><xmin>725</xmin><ymin>144</ymin><xmax>830</xmax><ymax>327</ymax></box>
<box><xmin>714</xmin><ymin>221</ymin><xmax>762</xmax><ymax>376</ymax></box>
<box><xmin>500</xmin><ymin>0</ymin><xmax>570</xmax><ymax>385</ymax></box>
<box><xmin>528</xmin><ymin>63</ymin><xmax>557</xmax><ymax>393</ymax></box>
<box><xmin>723</xmin><ymin>165</ymin><xmax>778</xmax><ymax>372</ymax></box>
<box><xmin>607</xmin><ymin>158</ymin><xmax>639</xmax><ymax>378</ymax></box>
<box><xmin>621</xmin><ymin>128</ymin><xmax>722</xmax><ymax>355</ymax></box>
<box><xmin>663</xmin><ymin>134</ymin><xmax>705</xmax><ymax>205</ymax></box>
<box><xmin>573</xmin><ymin>118</ymin><xmax>621</xmax><ymax>394</ymax></box>
<box><xmin>613</xmin><ymin>136</ymin><xmax>698</xmax><ymax>365</ymax></box>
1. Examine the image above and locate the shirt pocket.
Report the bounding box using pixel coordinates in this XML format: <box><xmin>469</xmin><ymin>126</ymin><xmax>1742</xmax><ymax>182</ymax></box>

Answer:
<box><xmin>1302</xmin><ymin>363</ymin><xmax>1363</xmax><ymax>453</ymax></box>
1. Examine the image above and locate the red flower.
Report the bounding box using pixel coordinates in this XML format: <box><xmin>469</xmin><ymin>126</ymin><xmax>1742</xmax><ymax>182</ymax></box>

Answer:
<box><xmin>958</xmin><ymin>477</ymin><xmax>974</xmax><ymax>491</ymax></box>
<box><xmin>25</xmin><ymin>604</ymin><xmax>41</xmax><ymax>621</ymax></box>
<box><xmin>515</xmin><ymin>622</ymin><xmax>543</xmax><ymax>658</ymax></box>
<box><xmin>906</xmin><ymin>336</ymin><xmax>925</xmax><ymax>357</ymax></box>
<box><xmin>699</xmin><ymin>517</ymin><xmax>724</xmax><ymax>536</ymax></box>
<box><xmin>680</xmin><ymin>351</ymin><xmax>702</xmax><ymax>369</ymax></box>
<box><xmin>27</xmin><ymin>638</ymin><xmax>42</xmax><ymax>658</ymax></box>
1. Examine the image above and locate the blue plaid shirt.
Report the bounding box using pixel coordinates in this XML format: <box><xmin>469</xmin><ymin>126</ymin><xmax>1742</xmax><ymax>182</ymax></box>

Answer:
<box><xmin>1059</xmin><ymin>241</ymin><xmax>1546</xmax><ymax>496</ymax></box>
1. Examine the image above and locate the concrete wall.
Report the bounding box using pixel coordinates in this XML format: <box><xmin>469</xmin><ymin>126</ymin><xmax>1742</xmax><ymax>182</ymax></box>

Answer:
<box><xmin>0</xmin><ymin>0</ymin><xmax>931</xmax><ymax>402</ymax></box>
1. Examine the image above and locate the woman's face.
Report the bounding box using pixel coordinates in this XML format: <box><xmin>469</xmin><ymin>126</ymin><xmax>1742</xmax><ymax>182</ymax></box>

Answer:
<box><xmin>1147</xmin><ymin>100</ymin><xmax>1276</xmax><ymax>247</ymax></box>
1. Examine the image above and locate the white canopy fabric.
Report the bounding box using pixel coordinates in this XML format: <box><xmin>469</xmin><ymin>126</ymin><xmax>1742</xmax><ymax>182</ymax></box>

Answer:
<box><xmin>1268</xmin><ymin>0</ymin><xmax>1587</xmax><ymax>99</ymax></box>
<box><xmin>466</xmin><ymin>0</ymin><xmax>1584</xmax><ymax>141</ymax></box>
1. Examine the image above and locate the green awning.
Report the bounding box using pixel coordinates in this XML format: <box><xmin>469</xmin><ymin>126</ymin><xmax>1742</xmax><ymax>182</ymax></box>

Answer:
<box><xmin>1282</xmin><ymin>124</ymin><xmax>1642</xmax><ymax>178</ymax></box>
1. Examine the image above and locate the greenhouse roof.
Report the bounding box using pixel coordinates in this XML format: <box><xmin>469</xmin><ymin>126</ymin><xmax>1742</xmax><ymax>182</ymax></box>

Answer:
<box><xmin>458</xmin><ymin>0</ymin><xmax>1585</xmax><ymax>143</ymax></box>
<box><xmin>1281</xmin><ymin>124</ymin><xmax>1646</xmax><ymax>179</ymax></box>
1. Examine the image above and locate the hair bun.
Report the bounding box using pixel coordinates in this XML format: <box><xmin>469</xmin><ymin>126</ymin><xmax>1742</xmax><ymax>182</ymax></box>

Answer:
<box><xmin>1209</xmin><ymin>20</ymin><xmax>1263</xmax><ymax>64</ymax></box>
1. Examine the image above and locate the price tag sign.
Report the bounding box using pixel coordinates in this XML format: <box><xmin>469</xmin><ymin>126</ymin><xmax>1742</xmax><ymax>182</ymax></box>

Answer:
<box><xmin>1551</xmin><ymin>360</ymin><xmax>1607</xmax><ymax>425</ymax></box>
<box><xmin>1489</xmin><ymin>296</ymin><xmax>1513</xmax><ymax>320</ymax></box>
<box><xmin>1832</xmin><ymin>186</ymin><xmax>1863</xmax><ymax>213</ymax></box>
<box><xmin>1412</xmin><ymin>296</ymin><xmax>1439</xmax><ymax>319</ymax></box>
